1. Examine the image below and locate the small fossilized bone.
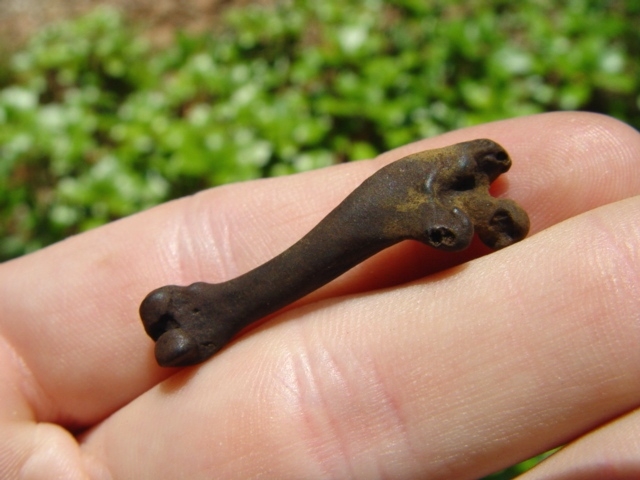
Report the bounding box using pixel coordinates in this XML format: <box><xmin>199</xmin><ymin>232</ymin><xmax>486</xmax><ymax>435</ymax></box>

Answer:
<box><xmin>140</xmin><ymin>139</ymin><xmax>530</xmax><ymax>367</ymax></box>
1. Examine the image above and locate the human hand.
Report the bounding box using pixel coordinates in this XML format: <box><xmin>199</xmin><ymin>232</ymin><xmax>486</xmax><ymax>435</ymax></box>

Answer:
<box><xmin>1</xmin><ymin>112</ymin><xmax>639</xmax><ymax>479</ymax></box>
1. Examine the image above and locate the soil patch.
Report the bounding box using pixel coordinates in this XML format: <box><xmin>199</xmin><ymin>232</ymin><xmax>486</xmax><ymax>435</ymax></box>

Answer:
<box><xmin>0</xmin><ymin>0</ymin><xmax>270</xmax><ymax>51</ymax></box>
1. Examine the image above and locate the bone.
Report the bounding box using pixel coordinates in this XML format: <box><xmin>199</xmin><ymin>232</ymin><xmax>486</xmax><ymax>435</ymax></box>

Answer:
<box><xmin>140</xmin><ymin>139</ymin><xmax>530</xmax><ymax>367</ymax></box>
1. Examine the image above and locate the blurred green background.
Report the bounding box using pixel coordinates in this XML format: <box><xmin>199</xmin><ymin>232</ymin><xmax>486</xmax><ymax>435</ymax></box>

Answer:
<box><xmin>1</xmin><ymin>0</ymin><xmax>638</xmax><ymax>263</ymax></box>
<box><xmin>0</xmin><ymin>0</ymin><xmax>637</xmax><ymax>476</ymax></box>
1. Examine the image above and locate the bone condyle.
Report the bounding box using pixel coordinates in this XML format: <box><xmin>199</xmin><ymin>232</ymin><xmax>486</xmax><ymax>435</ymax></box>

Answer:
<box><xmin>140</xmin><ymin>139</ymin><xmax>530</xmax><ymax>367</ymax></box>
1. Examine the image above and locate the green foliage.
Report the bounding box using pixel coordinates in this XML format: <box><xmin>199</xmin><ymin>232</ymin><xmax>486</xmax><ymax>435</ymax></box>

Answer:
<box><xmin>0</xmin><ymin>0</ymin><xmax>638</xmax><ymax>262</ymax></box>
<box><xmin>484</xmin><ymin>448</ymin><xmax>559</xmax><ymax>479</ymax></box>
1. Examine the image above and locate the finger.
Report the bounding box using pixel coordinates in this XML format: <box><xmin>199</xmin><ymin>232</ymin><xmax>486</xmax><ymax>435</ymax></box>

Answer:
<box><xmin>380</xmin><ymin>111</ymin><xmax>640</xmax><ymax>228</ymax></box>
<box><xmin>80</xmin><ymin>193</ymin><xmax>640</xmax><ymax>479</ymax></box>
<box><xmin>0</xmin><ymin>112</ymin><xmax>638</xmax><ymax>428</ymax></box>
<box><xmin>520</xmin><ymin>408</ymin><xmax>640</xmax><ymax>480</ymax></box>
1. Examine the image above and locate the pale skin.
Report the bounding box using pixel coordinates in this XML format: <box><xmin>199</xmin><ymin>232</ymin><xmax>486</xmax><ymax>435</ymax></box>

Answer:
<box><xmin>1</xmin><ymin>112</ymin><xmax>640</xmax><ymax>479</ymax></box>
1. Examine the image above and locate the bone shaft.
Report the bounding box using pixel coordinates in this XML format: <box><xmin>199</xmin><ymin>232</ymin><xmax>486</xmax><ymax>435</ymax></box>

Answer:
<box><xmin>218</xmin><ymin>199</ymin><xmax>396</xmax><ymax>332</ymax></box>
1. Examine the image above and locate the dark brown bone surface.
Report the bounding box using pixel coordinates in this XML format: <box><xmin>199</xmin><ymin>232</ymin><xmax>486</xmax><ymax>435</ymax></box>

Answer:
<box><xmin>140</xmin><ymin>139</ymin><xmax>530</xmax><ymax>367</ymax></box>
